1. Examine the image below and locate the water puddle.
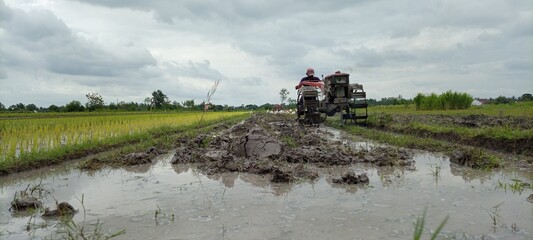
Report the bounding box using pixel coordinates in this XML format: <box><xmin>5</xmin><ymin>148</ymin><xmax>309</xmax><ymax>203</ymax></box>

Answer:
<box><xmin>1</xmin><ymin>145</ymin><xmax>532</xmax><ymax>239</ymax></box>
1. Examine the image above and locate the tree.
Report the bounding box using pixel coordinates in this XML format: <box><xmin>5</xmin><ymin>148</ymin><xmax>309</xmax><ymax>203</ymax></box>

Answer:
<box><xmin>8</xmin><ymin>103</ymin><xmax>25</xmax><ymax>111</ymax></box>
<box><xmin>182</xmin><ymin>99</ymin><xmax>195</xmax><ymax>109</ymax></box>
<box><xmin>151</xmin><ymin>90</ymin><xmax>169</xmax><ymax>109</ymax></box>
<box><xmin>85</xmin><ymin>92</ymin><xmax>104</xmax><ymax>111</ymax></box>
<box><xmin>494</xmin><ymin>96</ymin><xmax>510</xmax><ymax>105</ymax></box>
<box><xmin>65</xmin><ymin>100</ymin><xmax>85</xmax><ymax>112</ymax></box>
<box><xmin>48</xmin><ymin>104</ymin><xmax>60</xmax><ymax>112</ymax></box>
<box><xmin>0</xmin><ymin>102</ymin><xmax>5</xmax><ymax>111</ymax></box>
<box><xmin>245</xmin><ymin>104</ymin><xmax>259</xmax><ymax>110</ymax></box>
<box><xmin>25</xmin><ymin>104</ymin><xmax>38</xmax><ymax>112</ymax></box>
<box><xmin>279</xmin><ymin>88</ymin><xmax>289</xmax><ymax>104</ymax></box>
<box><xmin>286</xmin><ymin>98</ymin><xmax>297</xmax><ymax>109</ymax></box>
<box><xmin>519</xmin><ymin>93</ymin><xmax>533</xmax><ymax>102</ymax></box>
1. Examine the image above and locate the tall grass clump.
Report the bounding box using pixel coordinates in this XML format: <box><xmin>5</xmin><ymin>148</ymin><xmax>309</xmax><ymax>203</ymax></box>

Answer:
<box><xmin>414</xmin><ymin>91</ymin><xmax>473</xmax><ymax>110</ymax></box>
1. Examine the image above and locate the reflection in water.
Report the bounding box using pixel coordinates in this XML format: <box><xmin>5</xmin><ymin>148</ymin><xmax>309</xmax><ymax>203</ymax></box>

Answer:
<box><xmin>449</xmin><ymin>162</ymin><xmax>498</xmax><ymax>183</ymax></box>
<box><xmin>0</xmin><ymin>154</ymin><xmax>532</xmax><ymax>239</ymax></box>
<box><xmin>376</xmin><ymin>166</ymin><xmax>409</xmax><ymax>188</ymax></box>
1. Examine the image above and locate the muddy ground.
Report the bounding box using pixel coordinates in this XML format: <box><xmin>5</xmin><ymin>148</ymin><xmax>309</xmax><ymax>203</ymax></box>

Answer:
<box><xmin>3</xmin><ymin>114</ymin><xmax>533</xmax><ymax>240</ymax></box>
<box><xmin>370</xmin><ymin>113</ymin><xmax>533</xmax><ymax>157</ymax></box>
<box><xmin>171</xmin><ymin>114</ymin><xmax>414</xmax><ymax>183</ymax></box>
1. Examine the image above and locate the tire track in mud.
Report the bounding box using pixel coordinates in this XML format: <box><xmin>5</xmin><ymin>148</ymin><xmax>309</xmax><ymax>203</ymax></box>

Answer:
<box><xmin>171</xmin><ymin>113</ymin><xmax>414</xmax><ymax>183</ymax></box>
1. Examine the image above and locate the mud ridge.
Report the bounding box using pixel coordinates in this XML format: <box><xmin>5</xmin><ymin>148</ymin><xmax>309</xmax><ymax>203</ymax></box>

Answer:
<box><xmin>370</xmin><ymin>113</ymin><xmax>533</xmax><ymax>156</ymax></box>
<box><xmin>172</xmin><ymin>114</ymin><xmax>414</xmax><ymax>182</ymax></box>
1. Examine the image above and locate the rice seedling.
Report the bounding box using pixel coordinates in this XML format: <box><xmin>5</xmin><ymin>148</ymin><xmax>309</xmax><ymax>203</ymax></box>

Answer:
<box><xmin>154</xmin><ymin>205</ymin><xmax>175</xmax><ymax>225</ymax></box>
<box><xmin>497</xmin><ymin>179</ymin><xmax>530</xmax><ymax>194</ymax></box>
<box><xmin>0</xmin><ymin>112</ymin><xmax>248</xmax><ymax>173</ymax></box>
<box><xmin>487</xmin><ymin>202</ymin><xmax>503</xmax><ymax>231</ymax></box>
<box><xmin>413</xmin><ymin>207</ymin><xmax>449</xmax><ymax>240</ymax></box>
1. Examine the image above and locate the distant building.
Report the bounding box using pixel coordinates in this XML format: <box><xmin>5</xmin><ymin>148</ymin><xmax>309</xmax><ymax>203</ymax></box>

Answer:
<box><xmin>472</xmin><ymin>99</ymin><xmax>482</xmax><ymax>106</ymax></box>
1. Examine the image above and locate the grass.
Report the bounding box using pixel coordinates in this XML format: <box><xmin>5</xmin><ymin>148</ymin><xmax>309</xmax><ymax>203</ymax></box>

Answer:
<box><xmin>385</xmin><ymin>121</ymin><xmax>532</xmax><ymax>141</ymax></box>
<box><xmin>0</xmin><ymin>112</ymin><xmax>249</xmax><ymax>174</ymax></box>
<box><xmin>369</xmin><ymin>101</ymin><xmax>533</xmax><ymax>117</ymax></box>
<box><xmin>361</xmin><ymin>103</ymin><xmax>532</xmax><ymax>157</ymax></box>
<box><xmin>413</xmin><ymin>208</ymin><xmax>449</xmax><ymax>240</ymax></box>
<box><xmin>413</xmin><ymin>91</ymin><xmax>473</xmax><ymax>110</ymax></box>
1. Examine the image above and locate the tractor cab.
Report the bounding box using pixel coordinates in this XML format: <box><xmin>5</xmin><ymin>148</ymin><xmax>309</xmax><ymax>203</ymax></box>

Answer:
<box><xmin>322</xmin><ymin>72</ymin><xmax>368</xmax><ymax>124</ymax></box>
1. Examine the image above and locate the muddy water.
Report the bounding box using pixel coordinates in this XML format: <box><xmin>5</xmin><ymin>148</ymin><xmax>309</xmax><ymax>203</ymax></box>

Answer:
<box><xmin>1</xmin><ymin>131</ymin><xmax>532</xmax><ymax>239</ymax></box>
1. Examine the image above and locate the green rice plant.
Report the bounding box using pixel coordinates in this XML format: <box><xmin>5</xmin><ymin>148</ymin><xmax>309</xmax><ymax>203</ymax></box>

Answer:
<box><xmin>497</xmin><ymin>179</ymin><xmax>530</xmax><ymax>194</ymax></box>
<box><xmin>0</xmin><ymin>112</ymin><xmax>248</xmax><ymax>173</ymax></box>
<box><xmin>413</xmin><ymin>207</ymin><xmax>449</xmax><ymax>240</ymax></box>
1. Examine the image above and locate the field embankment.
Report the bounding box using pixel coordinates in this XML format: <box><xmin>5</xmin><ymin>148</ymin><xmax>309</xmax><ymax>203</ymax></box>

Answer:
<box><xmin>328</xmin><ymin>103</ymin><xmax>532</xmax><ymax>167</ymax></box>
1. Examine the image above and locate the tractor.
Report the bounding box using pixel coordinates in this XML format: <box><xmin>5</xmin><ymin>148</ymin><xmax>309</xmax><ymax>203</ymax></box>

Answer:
<box><xmin>296</xmin><ymin>71</ymin><xmax>368</xmax><ymax>125</ymax></box>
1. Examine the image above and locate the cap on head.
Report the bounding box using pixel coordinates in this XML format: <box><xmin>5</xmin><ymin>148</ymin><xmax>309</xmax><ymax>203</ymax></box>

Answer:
<box><xmin>306</xmin><ymin>68</ymin><xmax>315</xmax><ymax>76</ymax></box>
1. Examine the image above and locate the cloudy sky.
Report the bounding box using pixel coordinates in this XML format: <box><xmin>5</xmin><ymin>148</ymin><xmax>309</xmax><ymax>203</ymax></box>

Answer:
<box><xmin>0</xmin><ymin>0</ymin><xmax>531</xmax><ymax>107</ymax></box>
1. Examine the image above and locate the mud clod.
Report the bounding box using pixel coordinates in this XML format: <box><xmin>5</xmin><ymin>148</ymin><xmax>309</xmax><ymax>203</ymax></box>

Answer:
<box><xmin>361</xmin><ymin>147</ymin><xmax>414</xmax><ymax>167</ymax></box>
<box><xmin>450</xmin><ymin>149</ymin><xmax>500</xmax><ymax>168</ymax></box>
<box><xmin>172</xmin><ymin>113</ymin><xmax>414</xmax><ymax>182</ymax></box>
<box><xmin>332</xmin><ymin>172</ymin><xmax>369</xmax><ymax>184</ymax></box>
<box><xmin>10</xmin><ymin>197</ymin><xmax>42</xmax><ymax>211</ymax></box>
<box><xmin>122</xmin><ymin>147</ymin><xmax>163</xmax><ymax>165</ymax></box>
<box><xmin>527</xmin><ymin>194</ymin><xmax>533</xmax><ymax>203</ymax></box>
<box><xmin>42</xmin><ymin>202</ymin><xmax>77</xmax><ymax>217</ymax></box>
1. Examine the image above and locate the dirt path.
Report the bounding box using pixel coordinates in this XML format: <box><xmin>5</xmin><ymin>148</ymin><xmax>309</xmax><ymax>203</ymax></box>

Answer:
<box><xmin>172</xmin><ymin>113</ymin><xmax>414</xmax><ymax>182</ymax></box>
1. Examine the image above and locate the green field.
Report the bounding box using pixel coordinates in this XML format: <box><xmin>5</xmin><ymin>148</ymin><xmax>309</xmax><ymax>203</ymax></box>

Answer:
<box><xmin>0</xmin><ymin>111</ymin><xmax>249</xmax><ymax>174</ymax></box>
<box><xmin>369</xmin><ymin>101</ymin><xmax>533</xmax><ymax>117</ymax></box>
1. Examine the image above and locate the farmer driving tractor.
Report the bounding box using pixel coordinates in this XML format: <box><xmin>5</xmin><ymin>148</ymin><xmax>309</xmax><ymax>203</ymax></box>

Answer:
<box><xmin>295</xmin><ymin>67</ymin><xmax>325</xmax><ymax>124</ymax></box>
<box><xmin>295</xmin><ymin>67</ymin><xmax>322</xmax><ymax>90</ymax></box>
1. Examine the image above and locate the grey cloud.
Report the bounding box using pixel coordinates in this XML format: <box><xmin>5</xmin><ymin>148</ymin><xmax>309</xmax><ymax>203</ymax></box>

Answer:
<box><xmin>5</xmin><ymin>8</ymin><xmax>70</xmax><ymax>40</ymax></box>
<box><xmin>0</xmin><ymin>0</ymin><xmax>12</xmax><ymax>21</ymax></box>
<box><xmin>70</xmin><ymin>0</ymin><xmax>369</xmax><ymax>23</ymax></box>
<box><xmin>0</xmin><ymin>68</ymin><xmax>6</xmax><ymax>79</ymax></box>
<box><xmin>229</xmin><ymin>77</ymin><xmax>267</xmax><ymax>87</ymax></box>
<box><xmin>1</xmin><ymin>0</ymin><xmax>531</xmax><ymax>106</ymax></box>
<box><xmin>338</xmin><ymin>48</ymin><xmax>384</xmax><ymax>68</ymax></box>
<box><xmin>0</xmin><ymin>3</ymin><xmax>156</xmax><ymax>77</ymax></box>
<box><xmin>162</xmin><ymin>60</ymin><xmax>224</xmax><ymax>80</ymax></box>
<box><xmin>504</xmin><ymin>59</ymin><xmax>532</xmax><ymax>71</ymax></box>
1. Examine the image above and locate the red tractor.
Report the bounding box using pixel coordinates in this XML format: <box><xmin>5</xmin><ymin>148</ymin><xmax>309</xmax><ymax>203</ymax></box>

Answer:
<box><xmin>296</xmin><ymin>71</ymin><xmax>368</xmax><ymax>125</ymax></box>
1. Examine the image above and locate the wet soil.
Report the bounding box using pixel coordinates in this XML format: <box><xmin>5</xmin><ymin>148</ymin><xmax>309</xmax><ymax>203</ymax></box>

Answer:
<box><xmin>172</xmin><ymin>114</ymin><xmax>414</xmax><ymax>182</ymax></box>
<box><xmin>370</xmin><ymin>113</ymin><xmax>533</xmax><ymax>156</ymax></box>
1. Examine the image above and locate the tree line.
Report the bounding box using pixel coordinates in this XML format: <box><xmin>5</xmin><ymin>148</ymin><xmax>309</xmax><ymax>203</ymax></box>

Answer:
<box><xmin>1</xmin><ymin>91</ymin><xmax>531</xmax><ymax>113</ymax></box>
<box><xmin>367</xmin><ymin>93</ymin><xmax>532</xmax><ymax>106</ymax></box>
<box><xmin>0</xmin><ymin>90</ymin><xmax>274</xmax><ymax>113</ymax></box>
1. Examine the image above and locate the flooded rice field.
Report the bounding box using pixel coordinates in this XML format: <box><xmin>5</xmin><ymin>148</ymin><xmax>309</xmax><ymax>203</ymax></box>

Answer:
<box><xmin>1</xmin><ymin>118</ymin><xmax>532</xmax><ymax>239</ymax></box>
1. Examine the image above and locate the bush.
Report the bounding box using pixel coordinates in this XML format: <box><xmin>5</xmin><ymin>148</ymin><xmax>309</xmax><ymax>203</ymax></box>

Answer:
<box><xmin>414</xmin><ymin>91</ymin><xmax>473</xmax><ymax>110</ymax></box>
